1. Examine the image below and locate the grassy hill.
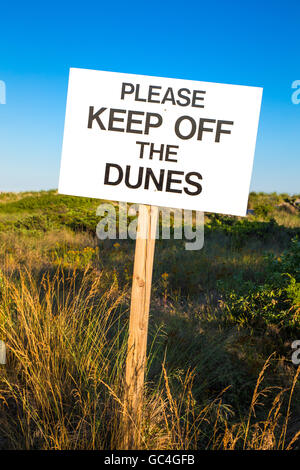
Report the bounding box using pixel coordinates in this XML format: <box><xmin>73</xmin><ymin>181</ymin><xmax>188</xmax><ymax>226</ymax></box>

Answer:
<box><xmin>0</xmin><ymin>190</ymin><xmax>299</xmax><ymax>449</ymax></box>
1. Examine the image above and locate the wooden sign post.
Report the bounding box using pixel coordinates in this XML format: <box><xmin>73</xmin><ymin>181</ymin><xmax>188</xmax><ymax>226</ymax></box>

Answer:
<box><xmin>58</xmin><ymin>68</ymin><xmax>263</xmax><ymax>450</ymax></box>
<box><xmin>123</xmin><ymin>204</ymin><xmax>158</xmax><ymax>449</ymax></box>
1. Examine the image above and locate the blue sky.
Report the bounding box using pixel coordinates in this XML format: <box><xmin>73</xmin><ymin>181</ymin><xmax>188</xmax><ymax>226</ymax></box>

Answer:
<box><xmin>0</xmin><ymin>0</ymin><xmax>299</xmax><ymax>193</ymax></box>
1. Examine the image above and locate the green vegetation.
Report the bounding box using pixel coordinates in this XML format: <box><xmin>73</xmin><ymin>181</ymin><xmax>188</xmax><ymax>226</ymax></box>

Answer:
<box><xmin>0</xmin><ymin>190</ymin><xmax>299</xmax><ymax>449</ymax></box>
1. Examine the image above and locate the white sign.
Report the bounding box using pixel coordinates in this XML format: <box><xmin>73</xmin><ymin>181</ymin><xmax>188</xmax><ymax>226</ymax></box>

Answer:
<box><xmin>59</xmin><ymin>68</ymin><xmax>262</xmax><ymax>216</ymax></box>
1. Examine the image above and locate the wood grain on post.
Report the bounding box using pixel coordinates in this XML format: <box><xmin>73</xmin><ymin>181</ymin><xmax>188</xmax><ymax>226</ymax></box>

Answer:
<box><xmin>123</xmin><ymin>204</ymin><xmax>158</xmax><ymax>449</ymax></box>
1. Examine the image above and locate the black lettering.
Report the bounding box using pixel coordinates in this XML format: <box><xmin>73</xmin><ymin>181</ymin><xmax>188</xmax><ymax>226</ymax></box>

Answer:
<box><xmin>87</xmin><ymin>107</ymin><xmax>107</xmax><ymax>129</ymax></box>
<box><xmin>166</xmin><ymin>170</ymin><xmax>184</xmax><ymax>193</ymax></box>
<box><xmin>197</xmin><ymin>118</ymin><xmax>216</xmax><ymax>141</ymax></box>
<box><xmin>176</xmin><ymin>88</ymin><xmax>191</xmax><ymax>106</ymax></box>
<box><xmin>161</xmin><ymin>87</ymin><xmax>176</xmax><ymax>105</ymax></box>
<box><xmin>175</xmin><ymin>116</ymin><xmax>196</xmax><ymax>140</ymax></box>
<box><xmin>144</xmin><ymin>168</ymin><xmax>165</xmax><ymax>191</ymax></box>
<box><xmin>136</xmin><ymin>141</ymin><xmax>150</xmax><ymax>158</ymax></box>
<box><xmin>184</xmin><ymin>172</ymin><xmax>202</xmax><ymax>195</ymax></box>
<box><xmin>165</xmin><ymin>145</ymin><xmax>178</xmax><ymax>162</ymax></box>
<box><xmin>191</xmin><ymin>90</ymin><xmax>206</xmax><ymax>108</ymax></box>
<box><xmin>126</xmin><ymin>110</ymin><xmax>144</xmax><ymax>134</ymax></box>
<box><xmin>215</xmin><ymin>120</ymin><xmax>234</xmax><ymax>142</ymax></box>
<box><xmin>148</xmin><ymin>85</ymin><xmax>161</xmax><ymax>103</ymax></box>
<box><xmin>125</xmin><ymin>165</ymin><xmax>143</xmax><ymax>188</ymax></box>
<box><xmin>121</xmin><ymin>83</ymin><xmax>134</xmax><ymax>100</ymax></box>
<box><xmin>108</xmin><ymin>108</ymin><xmax>126</xmax><ymax>132</ymax></box>
<box><xmin>145</xmin><ymin>113</ymin><xmax>163</xmax><ymax>134</ymax></box>
<box><xmin>149</xmin><ymin>143</ymin><xmax>164</xmax><ymax>160</ymax></box>
<box><xmin>104</xmin><ymin>163</ymin><xmax>123</xmax><ymax>185</ymax></box>
<box><xmin>134</xmin><ymin>84</ymin><xmax>147</xmax><ymax>102</ymax></box>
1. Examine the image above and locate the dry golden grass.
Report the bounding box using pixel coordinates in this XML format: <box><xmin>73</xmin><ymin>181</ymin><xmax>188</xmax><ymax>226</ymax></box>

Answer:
<box><xmin>0</xmin><ymin>191</ymin><xmax>299</xmax><ymax>450</ymax></box>
<box><xmin>0</xmin><ymin>267</ymin><xmax>299</xmax><ymax>450</ymax></box>
<box><xmin>0</xmin><ymin>267</ymin><xmax>128</xmax><ymax>449</ymax></box>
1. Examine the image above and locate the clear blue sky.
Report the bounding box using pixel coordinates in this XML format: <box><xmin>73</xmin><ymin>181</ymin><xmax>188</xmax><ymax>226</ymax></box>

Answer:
<box><xmin>0</xmin><ymin>0</ymin><xmax>299</xmax><ymax>194</ymax></box>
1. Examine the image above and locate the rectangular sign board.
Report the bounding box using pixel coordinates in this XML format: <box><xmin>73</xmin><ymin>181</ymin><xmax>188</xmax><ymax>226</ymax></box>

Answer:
<box><xmin>59</xmin><ymin>68</ymin><xmax>262</xmax><ymax>216</ymax></box>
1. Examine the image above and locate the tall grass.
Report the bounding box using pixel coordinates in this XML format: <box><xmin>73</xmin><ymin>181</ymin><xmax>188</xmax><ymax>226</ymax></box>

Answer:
<box><xmin>0</xmin><ymin>268</ymin><xmax>299</xmax><ymax>450</ymax></box>
<box><xmin>0</xmin><ymin>267</ymin><xmax>128</xmax><ymax>449</ymax></box>
<box><xmin>0</xmin><ymin>191</ymin><xmax>299</xmax><ymax>449</ymax></box>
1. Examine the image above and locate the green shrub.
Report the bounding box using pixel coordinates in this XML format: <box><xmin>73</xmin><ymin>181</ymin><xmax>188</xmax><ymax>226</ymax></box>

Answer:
<box><xmin>220</xmin><ymin>238</ymin><xmax>300</xmax><ymax>332</ymax></box>
<box><xmin>253</xmin><ymin>203</ymin><xmax>273</xmax><ymax>218</ymax></box>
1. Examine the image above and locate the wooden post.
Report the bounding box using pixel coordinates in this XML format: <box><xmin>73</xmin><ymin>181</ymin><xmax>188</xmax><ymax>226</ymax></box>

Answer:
<box><xmin>123</xmin><ymin>204</ymin><xmax>158</xmax><ymax>449</ymax></box>
<box><xmin>0</xmin><ymin>340</ymin><xmax>6</xmax><ymax>365</ymax></box>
